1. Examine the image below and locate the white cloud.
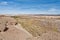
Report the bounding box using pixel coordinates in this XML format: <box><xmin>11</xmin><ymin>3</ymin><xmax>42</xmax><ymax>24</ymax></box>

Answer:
<box><xmin>48</xmin><ymin>8</ymin><xmax>57</xmax><ymax>12</ymax></box>
<box><xmin>0</xmin><ymin>1</ymin><xmax>8</xmax><ymax>5</ymax></box>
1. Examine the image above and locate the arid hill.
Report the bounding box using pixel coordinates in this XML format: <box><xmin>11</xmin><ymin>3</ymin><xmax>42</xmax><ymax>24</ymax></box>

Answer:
<box><xmin>12</xmin><ymin>15</ymin><xmax>60</xmax><ymax>40</ymax></box>
<box><xmin>0</xmin><ymin>16</ymin><xmax>32</xmax><ymax>40</ymax></box>
<box><xmin>0</xmin><ymin>15</ymin><xmax>60</xmax><ymax>40</ymax></box>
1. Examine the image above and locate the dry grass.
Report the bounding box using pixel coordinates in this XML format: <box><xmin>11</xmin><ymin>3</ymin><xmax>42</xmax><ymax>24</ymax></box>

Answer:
<box><xmin>12</xmin><ymin>16</ymin><xmax>60</xmax><ymax>37</ymax></box>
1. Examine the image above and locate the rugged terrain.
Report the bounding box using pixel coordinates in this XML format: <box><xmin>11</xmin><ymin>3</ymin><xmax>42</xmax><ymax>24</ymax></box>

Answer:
<box><xmin>12</xmin><ymin>15</ymin><xmax>60</xmax><ymax>40</ymax></box>
<box><xmin>0</xmin><ymin>15</ymin><xmax>60</xmax><ymax>40</ymax></box>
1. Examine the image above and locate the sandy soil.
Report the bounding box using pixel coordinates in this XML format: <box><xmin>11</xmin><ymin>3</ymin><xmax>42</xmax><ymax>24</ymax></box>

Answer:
<box><xmin>0</xmin><ymin>17</ymin><xmax>32</xmax><ymax>40</ymax></box>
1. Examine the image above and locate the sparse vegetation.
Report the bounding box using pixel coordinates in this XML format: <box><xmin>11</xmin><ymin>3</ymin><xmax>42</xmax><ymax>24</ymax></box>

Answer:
<box><xmin>13</xmin><ymin>16</ymin><xmax>60</xmax><ymax>37</ymax></box>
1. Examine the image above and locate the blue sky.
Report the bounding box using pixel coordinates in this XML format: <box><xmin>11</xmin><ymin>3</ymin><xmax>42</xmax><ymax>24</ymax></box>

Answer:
<box><xmin>0</xmin><ymin>0</ymin><xmax>60</xmax><ymax>15</ymax></box>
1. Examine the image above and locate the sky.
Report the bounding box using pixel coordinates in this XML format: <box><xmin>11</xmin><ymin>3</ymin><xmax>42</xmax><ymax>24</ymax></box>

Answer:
<box><xmin>0</xmin><ymin>0</ymin><xmax>60</xmax><ymax>15</ymax></box>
